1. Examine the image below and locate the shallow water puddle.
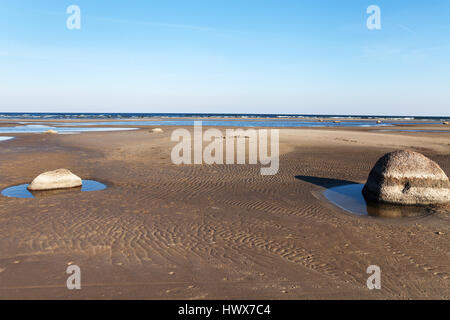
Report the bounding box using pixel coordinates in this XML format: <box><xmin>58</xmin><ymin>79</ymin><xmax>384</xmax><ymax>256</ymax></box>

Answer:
<box><xmin>375</xmin><ymin>129</ymin><xmax>450</xmax><ymax>133</ymax></box>
<box><xmin>1</xmin><ymin>180</ymin><xmax>107</xmax><ymax>199</ymax></box>
<box><xmin>323</xmin><ymin>184</ymin><xmax>432</xmax><ymax>218</ymax></box>
<box><xmin>0</xmin><ymin>125</ymin><xmax>138</xmax><ymax>134</ymax></box>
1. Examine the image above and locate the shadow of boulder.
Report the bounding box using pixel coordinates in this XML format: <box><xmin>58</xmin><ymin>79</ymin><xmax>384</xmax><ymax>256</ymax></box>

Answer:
<box><xmin>295</xmin><ymin>175</ymin><xmax>356</xmax><ymax>188</ymax></box>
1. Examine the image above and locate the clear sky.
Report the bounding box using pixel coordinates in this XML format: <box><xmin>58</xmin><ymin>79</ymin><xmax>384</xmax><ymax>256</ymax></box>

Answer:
<box><xmin>1</xmin><ymin>0</ymin><xmax>449</xmax><ymax>116</ymax></box>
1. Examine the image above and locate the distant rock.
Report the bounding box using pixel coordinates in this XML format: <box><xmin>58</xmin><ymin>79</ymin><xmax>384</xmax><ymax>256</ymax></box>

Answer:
<box><xmin>443</xmin><ymin>122</ymin><xmax>449</xmax><ymax>125</ymax></box>
<box><xmin>27</xmin><ymin>169</ymin><xmax>82</xmax><ymax>191</ymax></box>
<box><xmin>376</xmin><ymin>120</ymin><xmax>382</xmax><ymax>124</ymax></box>
<box><xmin>44</xmin><ymin>130</ymin><xmax>58</xmax><ymax>134</ymax></box>
<box><xmin>362</xmin><ymin>150</ymin><xmax>450</xmax><ymax>205</ymax></box>
<box><xmin>151</xmin><ymin>128</ymin><xmax>164</xmax><ymax>133</ymax></box>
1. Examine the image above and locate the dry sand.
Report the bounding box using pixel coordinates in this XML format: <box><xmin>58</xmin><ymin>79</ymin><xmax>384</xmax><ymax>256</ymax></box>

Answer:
<box><xmin>0</xmin><ymin>123</ymin><xmax>449</xmax><ymax>299</ymax></box>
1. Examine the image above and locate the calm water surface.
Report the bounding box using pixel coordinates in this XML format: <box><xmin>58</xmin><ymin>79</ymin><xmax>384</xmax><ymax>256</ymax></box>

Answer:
<box><xmin>1</xmin><ymin>180</ymin><xmax>107</xmax><ymax>199</ymax></box>
<box><xmin>323</xmin><ymin>184</ymin><xmax>432</xmax><ymax>218</ymax></box>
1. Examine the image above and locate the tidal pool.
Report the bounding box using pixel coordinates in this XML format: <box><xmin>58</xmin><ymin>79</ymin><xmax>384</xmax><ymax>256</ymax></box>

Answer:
<box><xmin>323</xmin><ymin>184</ymin><xmax>433</xmax><ymax>218</ymax></box>
<box><xmin>0</xmin><ymin>124</ymin><xmax>138</xmax><ymax>134</ymax></box>
<box><xmin>1</xmin><ymin>180</ymin><xmax>107</xmax><ymax>199</ymax></box>
<box><xmin>376</xmin><ymin>129</ymin><xmax>450</xmax><ymax>133</ymax></box>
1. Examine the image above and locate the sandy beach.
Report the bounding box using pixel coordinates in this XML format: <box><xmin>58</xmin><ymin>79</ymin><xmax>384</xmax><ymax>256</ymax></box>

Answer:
<box><xmin>0</xmin><ymin>122</ymin><xmax>449</xmax><ymax>299</ymax></box>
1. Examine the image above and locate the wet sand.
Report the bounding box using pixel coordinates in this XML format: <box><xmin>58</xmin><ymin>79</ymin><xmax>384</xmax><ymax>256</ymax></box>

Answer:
<box><xmin>0</xmin><ymin>123</ymin><xmax>449</xmax><ymax>299</ymax></box>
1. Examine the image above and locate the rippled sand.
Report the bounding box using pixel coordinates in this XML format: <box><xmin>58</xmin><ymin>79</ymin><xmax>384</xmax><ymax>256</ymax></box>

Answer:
<box><xmin>0</xmin><ymin>122</ymin><xmax>449</xmax><ymax>299</ymax></box>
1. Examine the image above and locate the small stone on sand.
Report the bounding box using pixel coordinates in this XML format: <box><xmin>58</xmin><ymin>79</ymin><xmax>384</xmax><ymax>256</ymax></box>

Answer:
<box><xmin>27</xmin><ymin>169</ymin><xmax>82</xmax><ymax>191</ymax></box>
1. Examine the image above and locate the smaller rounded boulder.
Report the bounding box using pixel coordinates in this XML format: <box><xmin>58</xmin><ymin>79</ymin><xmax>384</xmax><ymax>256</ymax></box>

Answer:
<box><xmin>362</xmin><ymin>150</ymin><xmax>450</xmax><ymax>205</ymax></box>
<box><xmin>27</xmin><ymin>169</ymin><xmax>82</xmax><ymax>191</ymax></box>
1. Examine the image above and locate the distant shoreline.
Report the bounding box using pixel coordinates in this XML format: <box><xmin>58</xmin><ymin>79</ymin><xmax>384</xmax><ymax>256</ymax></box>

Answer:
<box><xmin>0</xmin><ymin>112</ymin><xmax>449</xmax><ymax>121</ymax></box>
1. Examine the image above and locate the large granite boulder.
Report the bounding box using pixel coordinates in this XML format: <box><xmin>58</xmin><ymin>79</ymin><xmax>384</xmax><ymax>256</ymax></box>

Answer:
<box><xmin>27</xmin><ymin>169</ymin><xmax>82</xmax><ymax>191</ymax></box>
<box><xmin>362</xmin><ymin>150</ymin><xmax>450</xmax><ymax>205</ymax></box>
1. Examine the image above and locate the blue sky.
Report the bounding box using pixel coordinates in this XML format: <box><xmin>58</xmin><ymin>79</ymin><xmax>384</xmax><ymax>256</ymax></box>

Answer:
<box><xmin>1</xmin><ymin>0</ymin><xmax>449</xmax><ymax>116</ymax></box>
